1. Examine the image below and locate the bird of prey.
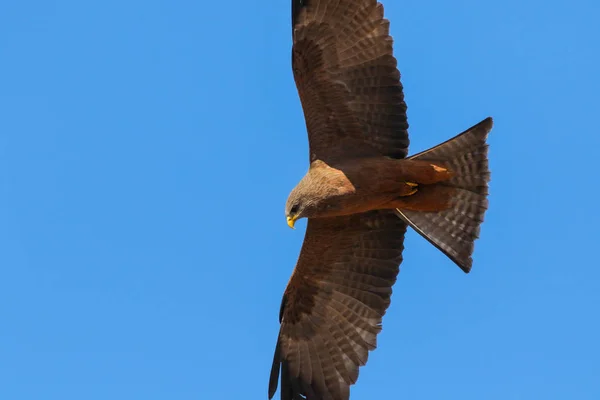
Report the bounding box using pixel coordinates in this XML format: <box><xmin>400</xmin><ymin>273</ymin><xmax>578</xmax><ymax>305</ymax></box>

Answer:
<box><xmin>268</xmin><ymin>1</ymin><xmax>492</xmax><ymax>399</ymax></box>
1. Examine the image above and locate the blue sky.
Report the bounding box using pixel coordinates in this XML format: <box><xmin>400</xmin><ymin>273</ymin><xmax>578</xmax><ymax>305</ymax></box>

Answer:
<box><xmin>1</xmin><ymin>0</ymin><xmax>599</xmax><ymax>399</ymax></box>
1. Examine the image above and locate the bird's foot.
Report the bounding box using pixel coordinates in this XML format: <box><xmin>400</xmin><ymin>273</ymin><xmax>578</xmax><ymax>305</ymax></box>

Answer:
<box><xmin>404</xmin><ymin>182</ymin><xmax>418</xmax><ymax>196</ymax></box>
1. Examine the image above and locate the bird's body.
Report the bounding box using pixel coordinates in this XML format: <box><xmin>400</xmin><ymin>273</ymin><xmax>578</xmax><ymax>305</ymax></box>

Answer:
<box><xmin>269</xmin><ymin>1</ymin><xmax>493</xmax><ymax>399</ymax></box>
<box><xmin>288</xmin><ymin>158</ymin><xmax>454</xmax><ymax>220</ymax></box>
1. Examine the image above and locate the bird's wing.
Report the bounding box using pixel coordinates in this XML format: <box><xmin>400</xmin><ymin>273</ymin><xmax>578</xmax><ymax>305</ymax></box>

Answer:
<box><xmin>292</xmin><ymin>0</ymin><xmax>410</xmax><ymax>163</ymax></box>
<box><xmin>269</xmin><ymin>211</ymin><xmax>407</xmax><ymax>400</ymax></box>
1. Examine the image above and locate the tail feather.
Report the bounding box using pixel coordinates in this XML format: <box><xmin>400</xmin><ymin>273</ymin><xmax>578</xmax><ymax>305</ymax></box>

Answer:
<box><xmin>397</xmin><ymin>117</ymin><xmax>492</xmax><ymax>273</ymax></box>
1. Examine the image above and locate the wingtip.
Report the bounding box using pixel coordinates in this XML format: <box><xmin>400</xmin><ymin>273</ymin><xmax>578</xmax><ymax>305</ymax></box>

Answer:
<box><xmin>268</xmin><ymin>339</ymin><xmax>282</xmax><ymax>399</ymax></box>
<box><xmin>481</xmin><ymin>116</ymin><xmax>494</xmax><ymax>131</ymax></box>
<box><xmin>459</xmin><ymin>261</ymin><xmax>472</xmax><ymax>274</ymax></box>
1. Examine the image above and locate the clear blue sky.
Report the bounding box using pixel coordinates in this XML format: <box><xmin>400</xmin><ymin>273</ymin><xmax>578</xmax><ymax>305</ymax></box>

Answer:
<box><xmin>1</xmin><ymin>0</ymin><xmax>599</xmax><ymax>399</ymax></box>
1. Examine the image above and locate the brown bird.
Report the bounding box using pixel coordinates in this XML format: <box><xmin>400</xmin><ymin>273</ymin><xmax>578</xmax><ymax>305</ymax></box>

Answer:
<box><xmin>269</xmin><ymin>0</ymin><xmax>492</xmax><ymax>399</ymax></box>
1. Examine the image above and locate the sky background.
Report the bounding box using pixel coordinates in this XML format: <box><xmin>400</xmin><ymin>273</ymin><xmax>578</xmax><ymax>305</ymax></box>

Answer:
<box><xmin>1</xmin><ymin>0</ymin><xmax>599</xmax><ymax>399</ymax></box>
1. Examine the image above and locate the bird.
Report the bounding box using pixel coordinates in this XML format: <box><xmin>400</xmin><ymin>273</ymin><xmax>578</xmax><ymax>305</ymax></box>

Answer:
<box><xmin>268</xmin><ymin>1</ymin><xmax>492</xmax><ymax>399</ymax></box>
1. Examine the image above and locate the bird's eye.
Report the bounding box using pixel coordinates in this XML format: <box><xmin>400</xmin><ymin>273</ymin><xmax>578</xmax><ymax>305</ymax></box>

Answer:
<box><xmin>290</xmin><ymin>204</ymin><xmax>299</xmax><ymax>214</ymax></box>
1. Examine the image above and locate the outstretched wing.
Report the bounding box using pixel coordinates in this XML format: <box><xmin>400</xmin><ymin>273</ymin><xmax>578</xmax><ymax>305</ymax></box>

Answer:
<box><xmin>292</xmin><ymin>0</ymin><xmax>409</xmax><ymax>163</ymax></box>
<box><xmin>269</xmin><ymin>211</ymin><xmax>407</xmax><ymax>400</ymax></box>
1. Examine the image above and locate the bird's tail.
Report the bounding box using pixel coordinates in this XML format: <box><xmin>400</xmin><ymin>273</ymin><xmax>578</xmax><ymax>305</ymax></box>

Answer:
<box><xmin>396</xmin><ymin>117</ymin><xmax>493</xmax><ymax>273</ymax></box>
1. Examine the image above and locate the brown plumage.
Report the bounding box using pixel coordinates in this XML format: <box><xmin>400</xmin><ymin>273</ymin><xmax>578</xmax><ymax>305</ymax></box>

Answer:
<box><xmin>269</xmin><ymin>1</ymin><xmax>493</xmax><ymax>399</ymax></box>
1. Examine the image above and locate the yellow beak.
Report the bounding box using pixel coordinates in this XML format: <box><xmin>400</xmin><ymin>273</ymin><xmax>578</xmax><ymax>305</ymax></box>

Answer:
<box><xmin>286</xmin><ymin>215</ymin><xmax>297</xmax><ymax>229</ymax></box>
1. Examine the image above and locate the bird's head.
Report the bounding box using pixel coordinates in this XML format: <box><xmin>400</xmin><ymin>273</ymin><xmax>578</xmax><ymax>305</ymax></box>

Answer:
<box><xmin>285</xmin><ymin>187</ymin><xmax>307</xmax><ymax>229</ymax></box>
<box><xmin>285</xmin><ymin>164</ymin><xmax>344</xmax><ymax>228</ymax></box>
<box><xmin>285</xmin><ymin>177</ymin><xmax>321</xmax><ymax>229</ymax></box>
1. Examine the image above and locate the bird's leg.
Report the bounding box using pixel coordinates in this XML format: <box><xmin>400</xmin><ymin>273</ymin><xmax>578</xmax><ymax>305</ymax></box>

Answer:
<box><xmin>394</xmin><ymin>159</ymin><xmax>454</xmax><ymax>185</ymax></box>
<box><xmin>383</xmin><ymin>184</ymin><xmax>455</xmax><ymax>212</ymax></box>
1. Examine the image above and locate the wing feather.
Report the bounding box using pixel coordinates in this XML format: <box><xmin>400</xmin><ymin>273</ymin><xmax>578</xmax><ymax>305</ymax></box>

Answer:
<box><xmin>292</xmin><ymin>0</ymin><xmax>409</xmax><ymax>162</ymax></box>
<box><xmin>269</xmin><ymin>211</ymin><xmax>406</xmax><ymax>399</ymax></box>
